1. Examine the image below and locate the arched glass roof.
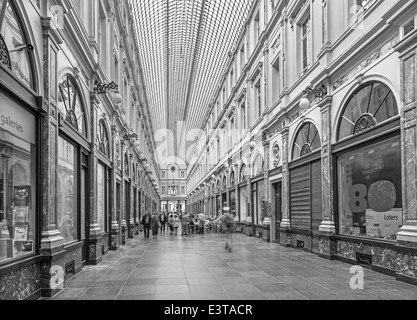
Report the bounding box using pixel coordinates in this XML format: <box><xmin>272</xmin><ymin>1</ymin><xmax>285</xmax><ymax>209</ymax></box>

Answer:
<box><xmin>130</xmin><ymin>0</ymin><xmax>254</xmax><ymax>157</ymax></box>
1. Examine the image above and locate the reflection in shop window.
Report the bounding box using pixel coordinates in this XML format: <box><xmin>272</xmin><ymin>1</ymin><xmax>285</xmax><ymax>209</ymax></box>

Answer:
<box><xmin>57</xmin><ymin>137</ymin><xmax>78</xmax><ymax>244</ymax></box>
<box><xmin>338</xmin><ymin>137</ymin><xmax>402</xmax><ymax>240</ymax></box>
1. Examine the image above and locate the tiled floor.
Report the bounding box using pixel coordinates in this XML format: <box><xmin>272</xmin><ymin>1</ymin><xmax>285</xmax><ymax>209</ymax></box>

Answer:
<box><xmin>41</xmin><ymin>232</ymin><xmax>417</xmax><ymax>300</ymax></box>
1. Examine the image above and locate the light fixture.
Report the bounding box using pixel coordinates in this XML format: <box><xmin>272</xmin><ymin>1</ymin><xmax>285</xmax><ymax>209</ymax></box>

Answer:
<box><xmin>94</xmin><ymin>81</ymin><xmax>123</xmax><ymax>106</ymax></box>
<box><xmin>299</xmin><ymin>96</ymin><xmax>311</xmax><ymax>110</ymax></box>
<box><xmin>300</xmin><ymin>85</ymin><xmax>327</xmax><ymax>110</ymax></box>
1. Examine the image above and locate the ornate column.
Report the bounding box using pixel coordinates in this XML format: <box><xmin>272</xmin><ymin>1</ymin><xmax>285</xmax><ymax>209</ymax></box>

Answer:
<box><xmin>39</xmin><ymin>16</ymin><xmax>65</xmax><ymax>298</ymax></box>
<box><xmin>279</xmin><ymin>127</ymin><xmax>291</xmax><ymax>246</ymax></box>
<box><xmin>263</xmin><ymin>132</ymin><xmax>272</xmax><ymax>242</ymax></box>
<box><xmin>128</xmin><ymin>154</ymin><xmax>134</xmax><ymax>239</ymax></box>
<box><xmin>396</xmin><ymin>35</ymin><xmax>417</xmax><ymax>245</ymax></box>
<box><xmin>318</xmin><ymin>96</ymin><xmax>336</xmax><ymax>259</ymax></box>
<box><xmin>109</xmin><ymin>126</ymin><xmax>120</xmax><ymax>251</ymax></box>
<box><xmin>120</xmin><ymin>142</ymin><xmax>127</xmax><ymax>245</ymax></box>
<box><xmin>88</xmin><ymin>90</ymin><xmax>103</xmax><ymax>265</ymax></box>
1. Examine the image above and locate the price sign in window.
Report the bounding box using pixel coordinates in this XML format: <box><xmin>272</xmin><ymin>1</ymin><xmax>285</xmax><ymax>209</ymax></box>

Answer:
<box><xmin>338</xmin><ymin>137</ymin><xmax>403</xmax><ymax>240</ymax></box>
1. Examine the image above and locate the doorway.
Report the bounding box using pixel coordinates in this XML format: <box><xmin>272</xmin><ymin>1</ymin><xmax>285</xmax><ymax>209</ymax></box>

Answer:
<box><xmin>274</xmin><ymin>182</ymin><xmax>282</xmax><ymax>242</ymax></box>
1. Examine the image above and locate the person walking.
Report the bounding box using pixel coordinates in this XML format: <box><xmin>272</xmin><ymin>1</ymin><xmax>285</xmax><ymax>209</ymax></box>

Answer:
<box><xmin>220</xmin><ymin>207</ymin><xmax>234</xmax><ymax>252</ymax></box>
<box><xmin>173</xmin><ymin>214</ymin><xmax>180</xmax><ymax>236</ymax></box>
<box><xmin>168</xmin><ymin>213</ymin><xmax>175</xmax><ymax>235</ymax></box>
<box><xmin>159</xmin><ymin>212</ymin><xmax>167</xmax><ymax>234</ymax></box>
<box><xmin>141</xmin><ymin>212</ymin><xmax>152</xmax><ymax>239</ymax></box>
<box><xmin>151</xmin><ymin>212</ymin><xmax>159</xmax><ymax>239</ymax></box>
<box><xmin>198</xmin><ymin>213</ymin><xmax>205</xmax><ymax>235</ymax></box>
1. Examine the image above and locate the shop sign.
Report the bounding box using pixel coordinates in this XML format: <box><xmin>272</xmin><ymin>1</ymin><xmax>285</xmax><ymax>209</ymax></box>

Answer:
<box><xmin>0</xmin><ymin>93</ymin><xmax>36</xmax><ymax>144</ymax></box>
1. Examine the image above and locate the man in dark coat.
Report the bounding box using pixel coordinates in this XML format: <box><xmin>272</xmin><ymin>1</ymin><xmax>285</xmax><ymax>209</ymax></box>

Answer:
<box><xmin>141</xmin><ymin>212</ymin><xmax>152</xmax><ymax>239</ymax></box>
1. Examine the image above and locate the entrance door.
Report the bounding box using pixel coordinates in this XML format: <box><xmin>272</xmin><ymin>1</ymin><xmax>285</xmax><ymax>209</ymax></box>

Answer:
<box><xmin>274</xmin><ymin>182</ymin><xmax>282</xmax><ymax>242</ymax></box>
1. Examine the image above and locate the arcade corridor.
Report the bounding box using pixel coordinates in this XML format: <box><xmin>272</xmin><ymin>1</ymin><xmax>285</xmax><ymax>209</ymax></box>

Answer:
<box><xmin>42</xmin><ymin>233</ymin><xmax>417</xmax><ymax>301</ymax></box>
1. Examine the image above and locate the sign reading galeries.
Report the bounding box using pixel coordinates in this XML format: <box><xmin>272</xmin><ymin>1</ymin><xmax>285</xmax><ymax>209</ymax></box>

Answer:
<box><xmin>0</xmin><ymin>92</ymin><xmax>35</xmax><ymax>144</ymax></box>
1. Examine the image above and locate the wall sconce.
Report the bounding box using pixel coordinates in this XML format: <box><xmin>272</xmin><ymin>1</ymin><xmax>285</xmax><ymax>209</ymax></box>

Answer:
<box><xmin>94</xmin><ymin>81</ymin><xmax>123</xmax><ymax>105</ymax></box>
<box><xmin>299</xmin><ymin>85</ymin><xmax>328</xmax><ymax>110</ymax></box>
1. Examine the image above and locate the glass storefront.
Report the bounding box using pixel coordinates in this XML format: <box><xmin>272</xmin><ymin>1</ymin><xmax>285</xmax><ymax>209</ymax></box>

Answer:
<box><xmin>57</xmin><ymin>137</ymin><xmax>78</xmax><ymax>244</ymax></box>
<box><xmin>338</xmin><ymin>136</ymin><xmax>402</xmax><ymax>240</ymax></box>
<box><xmin>97</xmin><ymin>163</ymin><xmax>106</xmax><ymax>232</ymax></box>
<box><xmin>0</xmin><ymin>93</ymin><xmax>36</xmax><ymax>263</ymax></box>
<box><xmin>239</xmin><ymin>187</ymin><xmax>248</xmax><ymax>222</ymax></box>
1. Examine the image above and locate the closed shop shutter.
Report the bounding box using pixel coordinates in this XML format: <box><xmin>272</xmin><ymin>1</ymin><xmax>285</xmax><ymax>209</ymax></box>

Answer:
<box><xmin>290</xmin><ymin>165</ymin><xmax>311</xmax><ymax>230</ymax></box>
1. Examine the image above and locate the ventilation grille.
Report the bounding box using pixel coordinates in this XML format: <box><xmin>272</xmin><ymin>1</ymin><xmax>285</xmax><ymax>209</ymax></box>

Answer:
<box><xmin>356</xmin><ymin>253</ymin><xmax>372</xmax><ymax>268</ymax></box>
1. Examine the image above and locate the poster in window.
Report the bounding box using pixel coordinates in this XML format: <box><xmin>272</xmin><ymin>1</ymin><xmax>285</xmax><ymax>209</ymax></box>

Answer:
<box><xmin>14</xmin><ymin>226</ymin><xmax>28</xmax><ymax>241</ymax></box>
<box><xmin>14</xmin><ymin>186</ymin><xmax>30</xmax><ymax>207</ymax></box>
<box><xmin>13</xmin><ymin>207</ymin><xmax>29</xmax><ymax>223</ymax></box>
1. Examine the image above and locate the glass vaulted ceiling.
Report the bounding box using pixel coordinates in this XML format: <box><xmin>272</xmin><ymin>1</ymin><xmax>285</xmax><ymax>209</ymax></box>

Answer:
<box><xmin>130</xmin><ymin>0</ymin><xmax>254</xmax><ymax>160</ymax></box>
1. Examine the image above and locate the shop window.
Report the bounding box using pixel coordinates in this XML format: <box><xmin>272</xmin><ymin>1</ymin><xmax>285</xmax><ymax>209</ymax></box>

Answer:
<box><xmin>292</xmin><ymin>122</ymin><xmax>321</xmax><ymax>161</ymax></box>
<box><xmin>57</xmin><ymin>137</ymin><xmax>78</xmax><ymax>244</ymax></box>
<box><xmin>230</xmin><ymin>171</ymin><xmax>235</xmax><ymax>187</ymax></box>
<box><xmin>240</xmin><ymin>164</ymin><xmax>247</xmax><ymax>183</ymax></box>
<box><xmin>338</xmin><ymin>137</ymin><xmax>402</xmax><ymax>240</ymax></box>
<box><xmin>0</xmin><ymin>0</ymin><xmax>34</xmax><ymax>88</ymax></box>
<box><xmin>98</xmin><ymin>119</ymin><xmax>110</xmax><ymax>158</ymax></box>
<box><xmin>337</xmin><ymin>82</ymin><xmax>402</xmax><ymax>241</ymax></box>
<box><xmin>0</xmin><ymin>106</ymin><xmax>37</xmax><ymax>262</ymax></box>
<box><xmin>58</xmin><ymin>75</ymin><xmax>87</xmax><ymax>137</ymax></box>
<box><xmin>239</xmin><ymin>188</ymin><xmax>248</xmax><ymax>222</ymax></box>
<box><xmin>338</xmin><ymin>82</ymin><xmax>399</xmax><ymax>141</ymax></box>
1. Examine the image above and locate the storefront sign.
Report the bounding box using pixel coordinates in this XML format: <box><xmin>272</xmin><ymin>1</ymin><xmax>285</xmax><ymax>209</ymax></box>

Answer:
<box><xmin>366</xmin><ymin>209</ymin><xmax>402</xmax><ymax>239</ymax></box>
<box><xmin>0</xmin><ymin>92</ymin><xmax>35</xmax><ymax>144</ymax></box>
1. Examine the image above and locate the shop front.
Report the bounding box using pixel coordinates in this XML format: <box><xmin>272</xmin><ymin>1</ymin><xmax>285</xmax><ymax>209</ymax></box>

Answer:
<box><xmin>322</xmin><ymin>81</ymin><xmax>410</xmax><ymax>277</ymax></box>
<box><xmin>289</xmin><ymin>122</ymin><xmax>323</xmax><ymax>253</ymax></box>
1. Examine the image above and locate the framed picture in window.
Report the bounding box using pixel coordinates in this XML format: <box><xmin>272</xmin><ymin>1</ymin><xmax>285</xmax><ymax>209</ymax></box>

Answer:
<box><xmin>13</xmin><ymin>207</ymin><xmax>29</xmax><ymax>223</ymax></box>
<box><xmin>14</xmin><ymin>226</ymin><xmax>28</xmax><ymax>241</ymax></box>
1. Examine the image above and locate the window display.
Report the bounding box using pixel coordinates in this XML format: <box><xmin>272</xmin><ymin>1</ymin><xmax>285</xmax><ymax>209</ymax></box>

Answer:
<box><xmin>97</xmin><ymin>164</ymin><xmax>106</xmax><ymax>232</ymax></box>
<box><xmin>338</xmin><ymin>137</ymin><xmax>402</xmax><ymax>240</ymax></box>
<box><xmin>57</xmin><ymin>137</ymin><xmax>78</xmax><ymax>244</ymax></box>
<box><xmin>0</xmin><ymin>93</ymin><xmax>36</xmax><ymax>263</ymax></box>
<box><xmin>239</xmin><ymin>187</ymin><xmax>248</xmax><ymax>222</ymax></box>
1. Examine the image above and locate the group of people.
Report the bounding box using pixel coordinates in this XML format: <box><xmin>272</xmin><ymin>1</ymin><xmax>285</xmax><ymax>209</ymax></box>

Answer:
<box><xmin>140</xmin><ymin>207</ymin><xmax>236</xmax><ymax>251</ymax></box>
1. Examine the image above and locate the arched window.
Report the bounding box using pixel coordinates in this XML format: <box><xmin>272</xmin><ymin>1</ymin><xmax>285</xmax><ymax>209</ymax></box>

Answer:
<box><xmin>240</xmin><ymin>164</ymin><xmax>247</xmax><ymax>183</ymax></box>
<box><xmin>98</xmin><ymin>119</ymin><xmax>110</xmax><ymax>157</ymax></box>
<box><xmin>292</xmin><ymin>122</ymin><xmax>321</xmax><ymax>160</ymax></box>
<box><xmin>0</xmin><ymin>0</ymin><xmax>34</xmax><ymax>88</ymax></box>
<box><xmin>253</xmin><ymin>154</ymin><xmax>264</xmax><ymax>176</ymax></box>
<box><xmin>338</xmin><ymin>82</ymin><xmax>398</xmax><ymax>141</ymax></box>
<box><xmin>230</xmin><ymin>171</ymin><xmax>235</xmax><ymax>187</ymax></box>
<box><xmin>58</xmin><ymin>75</ymin><xmax>87</xmax><ymax>137</ymax></box>
<box><xmin>124</xmin><ymin>153</ymin><xmax>129</xmax><ymax>176</ymax></box>
<box><xmin>222</xmin><ymin>176</ymin><xmax>227</xmax><ymax>191</ymax></box>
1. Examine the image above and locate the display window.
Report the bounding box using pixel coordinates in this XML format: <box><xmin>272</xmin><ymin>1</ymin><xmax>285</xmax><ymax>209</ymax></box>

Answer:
<box><xmin>338</xmin><ymin>137</ymin><xmax>402</xmax><ymax>240</ymax></box>
<box><xmin>239</xmin><ymin>187</ymin><xmax>248</xmax><ymax>222</ymax></box>
<box><xmin>57</xmin><ymin>137</ymin><xmax>78</xmax><ymax>244</ymax></box>
<box><xmin>0</xmin><ymin>93</ymin><xmax>37</xmax><ymax>263</ymax></box>
<box><xmin>336</xmin><ymin>81</ymin><xmax>401</xmax><ymax>240</ymax></box>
